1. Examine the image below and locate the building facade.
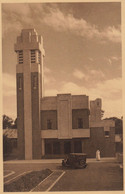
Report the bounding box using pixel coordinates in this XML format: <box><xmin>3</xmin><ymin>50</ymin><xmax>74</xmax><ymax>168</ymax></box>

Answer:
<box><xmin>14</xmin><ymin>29</ymin><xmax>115</xmax><ymax>160</ymax></box>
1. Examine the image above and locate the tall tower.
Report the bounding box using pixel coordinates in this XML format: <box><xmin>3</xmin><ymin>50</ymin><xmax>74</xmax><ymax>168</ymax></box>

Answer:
<box><xmin>15</xmin><ymin>29</ymin><xmax>45</xmax><ymax>159</ymax></box>
<box><xmin>90</xmin><ymin>98</ymin><xmax>102</xmax><ymax>122</ymax></box>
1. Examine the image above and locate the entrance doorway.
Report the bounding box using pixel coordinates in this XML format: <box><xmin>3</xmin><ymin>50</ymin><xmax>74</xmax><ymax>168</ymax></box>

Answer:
<box><xmin>64</xmin><ymin>141</ymin><xmax>71</xmax><ymax>154</ymax></box>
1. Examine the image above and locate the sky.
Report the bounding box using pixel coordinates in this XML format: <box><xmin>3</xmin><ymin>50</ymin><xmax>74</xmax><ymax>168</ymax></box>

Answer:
<box><xmin>2</xmin><ymin>2</ymin><xmax>122</xmax><ymax>120</ymax></box>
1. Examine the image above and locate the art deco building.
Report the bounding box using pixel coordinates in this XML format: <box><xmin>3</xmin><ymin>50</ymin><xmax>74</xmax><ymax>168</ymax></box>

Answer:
<box><xmin>14</xmin><ymin>29</ymin><xmax>115</xmax><ymax>160</ymax></box>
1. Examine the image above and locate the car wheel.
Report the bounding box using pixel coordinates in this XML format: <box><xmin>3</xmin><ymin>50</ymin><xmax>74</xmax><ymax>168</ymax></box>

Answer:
<box><xmin>79</xmin><ymin>160</ymin><xmax>86</xmax><ymax>168</ymax></box>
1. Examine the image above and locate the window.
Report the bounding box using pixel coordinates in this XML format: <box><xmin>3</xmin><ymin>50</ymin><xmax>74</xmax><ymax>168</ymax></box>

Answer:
<box><xmin>31</xmin><ymin>50</ymin><xmax>36</xmax><ymax>63</ymax></box>
<box><xmin>18</xmin><ymin>50</ymin><xmax>23</xmax><ymax>64</ymax></box>
<box><xmin>45</xmin><ymin>143</ymin><xmax>52</xmax><ymax>154</ymax></box>
<box><xmin>105</xmin><ymin>131</ymin><xmax>110</xmax><ymax>137</ymax></box>
<box><xmin>74</xmin><ymin>141</ymin><xmax>82</xmax><ymax>153</ymax></box>
<box><xmin>53</xmin><ymin>142</ymin><xmax>60</xmax><ymax>154</ymax></box>
<box><xmin>78</xmin><ymin>118</ymin><xmax>83</xmax><ymax>128</ymax></box>
<box><xmin>38</xmin><ymin>51</ymin><xmax>41</xmax><ymax>64</ymax></box>
<box><xmin>47</xmin><ymin>119</ymin><xmax>52</xmax><ymax>129</ymax></box>
<box><xmin>33</xmin><ymin>75</ymin><xmax>37</xmax><ymax>89</ymax></box>
<box><xmin>19</xmin><ymin>76</ymin><xmax>22</xmax><ymax>90</ymax></box>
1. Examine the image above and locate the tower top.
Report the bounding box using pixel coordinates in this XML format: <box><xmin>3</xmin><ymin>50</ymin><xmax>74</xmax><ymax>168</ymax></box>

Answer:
<box><xmin>14</xmin><ymin>28</ymin><xmax>45</xmax><ymax>56</ymax></box>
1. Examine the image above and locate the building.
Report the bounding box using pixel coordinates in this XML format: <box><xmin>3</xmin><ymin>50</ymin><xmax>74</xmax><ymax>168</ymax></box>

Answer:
<box><xmin>14</xmin><ymin>29</ymin><xmax>116</xmax><ymax>160</ymax></box>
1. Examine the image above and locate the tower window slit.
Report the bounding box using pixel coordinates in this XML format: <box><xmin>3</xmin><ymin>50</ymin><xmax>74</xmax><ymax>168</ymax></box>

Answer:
<box><xmin>19</xmin><ymin>76</ymin><xmax>22</xmax><ymax>90</ymax></box>
<box><xmin>18</xmin><ymin>50</ymin><xmax>23</xmax><ymax>64</ymax></box>
<box><xmin>38</xmin><ymin>51</ymin><xmax>41</xmax><ymax>64</ymax></box>
<box><xmin>31</xmin><ymin>50</ymin><xmax>36</xmax><ymax>63</ymax></box>
<box><xmin>33</xmin><ymin>75</ymin><xmax>37</xmax><ymax>89</ymax></box>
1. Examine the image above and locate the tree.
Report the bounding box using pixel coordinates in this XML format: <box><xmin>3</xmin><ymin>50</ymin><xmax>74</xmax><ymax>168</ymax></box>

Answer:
<box><xmin>3</xmin><ymin>134</ymin><xmax>13</xmax><ymax>160</ymax></box>
<box><xmin>3</xmin><ymin>115</ymin><xmax>14</xmax><ymax>129</ymax></box>
<box><xmin>103</xmin><ymin>117</ymin><xmax>123</xmax><ymax>134</ymax></box>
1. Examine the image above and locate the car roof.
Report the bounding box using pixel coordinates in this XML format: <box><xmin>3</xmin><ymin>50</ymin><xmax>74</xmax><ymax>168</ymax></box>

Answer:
<box><xmin>69</xmin><ymin>153</ymin><xmax>87</xmax><ymax>156</ymax></box>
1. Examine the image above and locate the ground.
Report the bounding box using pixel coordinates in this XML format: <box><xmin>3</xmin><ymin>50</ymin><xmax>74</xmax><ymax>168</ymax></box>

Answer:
<box><xmin>4</xmin><ymin>158</ymin><xmax>123</xmax><ymax>192</ymax></box>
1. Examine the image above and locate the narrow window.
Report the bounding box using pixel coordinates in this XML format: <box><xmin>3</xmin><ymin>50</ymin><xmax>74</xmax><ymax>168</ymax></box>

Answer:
<box><xmin>19</xmin><ymin>76</ymin><xmax>22</xmax><ymax>90</ymax></box>
<box><xmin>33</xmin><ymin>75</ymin><xmax>37</xmax><ymax>89</ymax></box>
<box><xmin>38</xmin><ymin>50</ymin><xmax>41</xmax><ymax>64</ymax></box>
<box><xmin>47</xmin><ymin>119</ymin><xmax>52</xmax><ymax>129</ymax></box>
<box><xmin>31</xmin><ymin>50</ymin><xmax>36</xmax><ymax>63</ymax></box>
<box><xmin>18</xmin><ymin>50</ymin><xmax>23</xmax><ymax>64</ymax></box>
<box><xmin>105</xmin><ymin>131</ymin><xmax>110</xmax><ymax>137</ymax></box>
<box><xmin>78</xmin><ymin>118</ymin><xmax>83</xmax><ymax>129</ymax></box>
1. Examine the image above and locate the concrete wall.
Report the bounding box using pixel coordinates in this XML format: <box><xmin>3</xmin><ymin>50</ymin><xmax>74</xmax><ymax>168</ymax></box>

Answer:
<box><xmin>40</xmin><ymin>94</ymin><xmax>90</xmax><ymax>139</ymax></box>
<box><xmin>41</xmin><ymin>97</ymin><xmax>57</xmax><ymax>110</ymax></box>
<box><xmin>82</xmin><ymin>127</ymin><xmax>115</xmax><ymax>157</ymax></box>
<box><xmin>57</xmin><ymin>94</ymin><xmax>72</xmax><ymax>139</ymax></box>
<box><xmin>90</xmin><ymin>98</ymin><xmax>102</xmax><ymax>122</ymax></box>
<box><xmin>41</xmin><ymin>94</ymin><xmax>89</xmax><ymax>110</ymax></box>
<box><xmin>31</xmin><ymin>72</ymin><xmax>41</xmax><ymax>159</ymax></box>
<box><xmin>72</xmin><ymin>95</ymin><xmax>89</xmax><ymax>109</ymax></box>
<box><xmin>15</xmin><ymin>29</ymin><xmax>44</xmax><ymax>159</ymax></box>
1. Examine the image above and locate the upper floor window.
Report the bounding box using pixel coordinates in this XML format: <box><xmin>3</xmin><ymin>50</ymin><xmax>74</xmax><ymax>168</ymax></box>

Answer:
<box><xmin>18</xmin><ymin>50</ymin><xmax>23</xmax><ymax>64</ymax></box>
<box><xmin>47</xmin><ymin>119</ymin><xmax>52</xmax><ymax>129</ymax></box>
<box><xmin>105</xmin><ymin>131</ymin><xmax>110</xmax><ymax>137</ymax></box>
<box><xmin>31</xmin><ymin>50</ymin><xmax>36</xmax><ymax>63</ymax></box>
<box><xmin>78</xmin><ymin>118</ymin><xmax>83</xmax><ymax>129</ymax></box>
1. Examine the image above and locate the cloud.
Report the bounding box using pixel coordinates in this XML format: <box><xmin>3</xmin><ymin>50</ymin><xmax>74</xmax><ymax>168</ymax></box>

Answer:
<box><xmin>101</xmin><ymin>26</ymin><xmax>121</xmax><ymax>43</ymax></box>
<box><xmin>2</xmin><ymin>73</ymin><xmax>16</xmax><ymax>118</ymax></box>
<box><xmin>2</xmin><ymin>73</ymin><xmax>16</xmax><ymax>97</ymax></box>
<box><xmin>44</xmin><ymin>77</ymin><xmax>122</xmax><ymax>118</ymax></box>
<box><xmin>111</xmin><ymin>56</ymin><xmax>120</xmax><ymax>61</ymax></box>
<box><xmin>72</xmin><ymin>68</ymin><xmax>105</xmax><ymax>83</ymax></box>
<box><xmin>43</xmin><ymin>8</ymin><xmax>121</xmax><ymax>43</ymax></box>
<box><xmin>44</xmin><ymin>66</ymin><xmax>56</xmax><ymax>85</ymax></box>
<box><xmin>2</xmin><ymin>72</ymin><xmax>122</xmax><ymax>119</ymax></box>
<box><xmin>45</xmin><ymin>77</ymin><xmax>122</xmax><ymax>101</ymax></box>
<box><xmin>90</xmin><ymin>69</ymin><xmax>105</xmax><ymax>78</ymax></box>
<box><xmin>105</xmin><ymin>56</ymin><xmax>121</xmax><ymax>66</ymax></box>
<box><xmin>73</xmin><ymin>69</ymin><xmax>86</xmax><ymax>80</ymax></box>
<box><xmin>2</xmin><ymin>4</ymin><xmax>121</xmax><ymax>43</ymax></box>
<box><xmin>44</xmin><ymin>66</ymin><xmax>51</xmax><ymax>74</ymax></box>
<box><xmin>89</xmin><ymin>58</ymin><xmax>94</xmax><ymax>62</ymax></box>
<box><xmin>2</xmin><ymin>3</ymin><xmax>38</xmax><ymax>36</ymax></box>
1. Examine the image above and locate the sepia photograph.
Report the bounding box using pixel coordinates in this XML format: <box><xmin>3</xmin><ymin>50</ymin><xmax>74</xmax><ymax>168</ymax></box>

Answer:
<box><xmin>1</xmin><ymin>0</ymin><xmax>124</xmax><ymax>192</ymax></box>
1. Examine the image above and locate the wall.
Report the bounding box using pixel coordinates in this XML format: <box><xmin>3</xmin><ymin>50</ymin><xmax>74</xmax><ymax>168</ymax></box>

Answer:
<box><xmin>90</xmin><ymin>98</ymin><xmax>102</xmax><ymax>122</ymax></box>
<box><xmin>31</xmin><ymin>72</ymin><xmax>41</xmax><ymax>159</ymax></box>
<box><xmin>57</xmin><ymin>94</ymin><xmax>72</xmax><ymax>139</ymax></box>
<box><xmin>16</xmin><ymin>73</ymin><xmax>25</xmax><ymax>159</ymax></box>
<box><xmin>72</xmin><ymin>95</ymin><xmax>89</xmax><ymax>109</ymax></box>
<box><xmin>82</xmin><ymin>127</ymin><xmax>115</xmax><ymax>157</ymax></box>
<box><xmin>41</xmin><ymin>97</ymin><xmax>57</xmax><ymax>110</ymax></box>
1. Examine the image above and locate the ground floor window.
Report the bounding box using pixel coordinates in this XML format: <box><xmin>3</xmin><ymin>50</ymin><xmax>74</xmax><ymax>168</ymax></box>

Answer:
<box><xmin>45</xmin><ymin>139</ymin><xmax>83</xmax><ymax>155</ymax></box>
<box><xmin>45</xmin><ymin>143</ymin><xmax>52</xmax><ymax>154</ymax></box>
<box><xmin>53</xmin><ymin>142</ymin><xmax>60</xmax><ymax>154</ymax></box>
<box><xmin>64</xmin><ymin>141</ymin><xmax>71</xmax><ymax>154</ymax></box>
<box><xmin>74</xmin><ymin>141</ymin><xmax>82</xmax><ymax>153</ymax></box>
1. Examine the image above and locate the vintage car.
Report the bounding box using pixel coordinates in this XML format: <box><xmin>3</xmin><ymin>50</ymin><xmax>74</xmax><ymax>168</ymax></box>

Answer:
<box><xmin>62</xmin><ymin>153</ymin><xmax>87</xmax><ymax>169</ymax></box>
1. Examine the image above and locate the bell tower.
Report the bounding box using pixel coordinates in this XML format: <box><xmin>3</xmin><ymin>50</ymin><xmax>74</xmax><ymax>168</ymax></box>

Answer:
<box><xmin>15</xmin><ymin>29</ymin><xmax>45</xmax><ymax>159</ymax></box>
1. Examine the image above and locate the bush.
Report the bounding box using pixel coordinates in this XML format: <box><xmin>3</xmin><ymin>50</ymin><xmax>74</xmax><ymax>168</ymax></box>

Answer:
<box><xmin>4</xmin><ymin>169</ymin><xmax>52</xmax><ymax>192</ymax></box>
<box><xmin>3</xmin><ymin>135</ymin><xmax>13</xmax><ymax>159</ymax></box>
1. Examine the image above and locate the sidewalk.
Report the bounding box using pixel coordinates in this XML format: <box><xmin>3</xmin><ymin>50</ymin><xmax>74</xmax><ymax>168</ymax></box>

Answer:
<box><xmin>4</xmin><ymin>157</ymin><xmax>117</xmax><ymax>164</ymax></box>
